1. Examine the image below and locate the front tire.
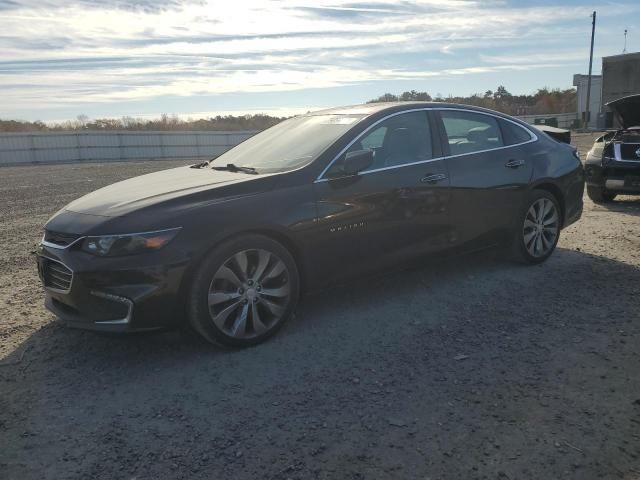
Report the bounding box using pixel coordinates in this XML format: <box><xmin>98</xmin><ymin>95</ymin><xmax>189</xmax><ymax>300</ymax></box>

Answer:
<box><xmin>187</xmin><ymin>234</ymin><xmax>300</xmax><ymax>347</ymax></box>
<box><xmin>510</xmin><ymin>190</ymin><xmax>561</xmax><ymax>264</ymax></box>
<box><xmin>586</xmin><ymin>185</ymin><xmax>616</xmax><ymax>203</ymax></box>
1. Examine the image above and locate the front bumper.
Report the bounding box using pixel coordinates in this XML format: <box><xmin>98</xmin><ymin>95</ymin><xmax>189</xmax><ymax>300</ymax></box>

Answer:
<box><xmin>585</xmin><ymin>158</ymin><xmax>640</xmax><ymax>194</ymax></box>
<box><xmin>37</xmin><ymin>241</ymin><xmax>190</xmax><ymax>333</ymax></box>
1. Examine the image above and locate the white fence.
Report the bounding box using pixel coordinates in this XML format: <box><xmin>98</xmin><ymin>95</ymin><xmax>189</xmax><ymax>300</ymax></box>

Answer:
<box><xmin>0</xmin><ymin>130</ymin><xmax>257</xmax><ymax>166</ymax></box>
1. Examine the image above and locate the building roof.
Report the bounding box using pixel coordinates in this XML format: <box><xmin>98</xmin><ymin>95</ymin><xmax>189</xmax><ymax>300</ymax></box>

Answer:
<box><xmin>603</xmin><ymin>51</ymin><xmax>640</xmax><ymax>61</ymax></box>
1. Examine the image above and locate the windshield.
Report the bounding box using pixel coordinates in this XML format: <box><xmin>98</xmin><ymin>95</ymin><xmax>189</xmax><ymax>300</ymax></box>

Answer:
<box><xmin>210</xmin><ymin>114</ymin><xmax>365</xmax><ymax>173</ymax></box>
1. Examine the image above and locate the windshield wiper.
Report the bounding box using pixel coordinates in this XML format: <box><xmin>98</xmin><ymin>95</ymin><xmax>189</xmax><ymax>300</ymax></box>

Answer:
<box><xmin>211</xmin><ymin>163</ymin><xmax>259</xmax><ymax>175</ymax></box>
<box><xmin>190</xmin><ymin>160</ymin><xmax>210</xmax><ymax>169</ymax></box>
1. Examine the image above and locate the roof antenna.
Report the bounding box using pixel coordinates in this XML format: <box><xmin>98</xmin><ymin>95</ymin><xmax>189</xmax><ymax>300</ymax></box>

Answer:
<box><xmin>623</xmin><ymin>28</ymin><xmax>628</xmax><ymax>53</ymax></box>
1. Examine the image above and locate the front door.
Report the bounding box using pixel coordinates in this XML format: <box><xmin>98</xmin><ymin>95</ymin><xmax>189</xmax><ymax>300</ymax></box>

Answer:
<box><xmin>309</xmin><ymin>110</ymin><xmax>451</xmax><ymax>282</ymax></box>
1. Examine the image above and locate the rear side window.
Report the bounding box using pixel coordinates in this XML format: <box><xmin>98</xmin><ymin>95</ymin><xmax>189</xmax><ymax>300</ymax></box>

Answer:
<box><xmin>500</xmin><ymin>119</ymin><xmax>533</xmax><ymax>145</ymax></box>
<box><xmin>440</xmin><ymin>111</ymin><xmax>503</xmax><ymax>155</ymax></box>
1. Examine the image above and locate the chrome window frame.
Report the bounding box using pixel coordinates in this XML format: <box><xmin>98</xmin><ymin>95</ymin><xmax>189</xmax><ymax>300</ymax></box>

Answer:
<box><xmin>315</xmin><ymin>107</ymin><xmax>538</xmax><ymax>183</ymax></box>
<box><xmin>439</xmin><ymin>108</ymin><xmax>535</xmax><ymax>154</ymax></box>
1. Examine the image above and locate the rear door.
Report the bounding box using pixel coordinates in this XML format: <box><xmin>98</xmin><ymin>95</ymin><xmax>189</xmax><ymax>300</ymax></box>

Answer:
<box><xmin>434</xmin><ymin>109</ymin><xmax>534</xmax><ymax>244</ymax></box>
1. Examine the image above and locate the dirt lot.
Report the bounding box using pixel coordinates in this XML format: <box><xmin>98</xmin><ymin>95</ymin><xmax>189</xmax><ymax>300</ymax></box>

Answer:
<box><xmin>1</xmin><ymin>133</ymin><xmax>639</xmax><ymax>479</ymax></box>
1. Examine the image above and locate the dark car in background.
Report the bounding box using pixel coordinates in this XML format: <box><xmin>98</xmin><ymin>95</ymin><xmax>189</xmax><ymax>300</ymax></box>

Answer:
<box><xmin>37</xmin><ymin>102</ymin><xmax>584</xmax><ymax>346</ymax></box>
<box><xmin>585</xmin><ymin>94</ymin><xmax>640</xmax><ymax>202</ymax></box>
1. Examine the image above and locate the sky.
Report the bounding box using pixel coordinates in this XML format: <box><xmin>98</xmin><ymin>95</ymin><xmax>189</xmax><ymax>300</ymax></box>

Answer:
<box><xmin>0</xmin><ymin>0</ymin><xmax>638</xmax><ymax>122</ymax></box>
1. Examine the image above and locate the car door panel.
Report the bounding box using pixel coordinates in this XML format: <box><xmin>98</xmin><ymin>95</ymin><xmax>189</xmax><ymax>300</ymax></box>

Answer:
<box><xmin>311</xmin><ymin>161</ymin><xmax>450</xmax><ymax>282</ymax></box>
<box><xmin>436</xmin><ymin>110</ymin><xmax>533</xmax><ymax>245</ymax></box>
<box><xmin>308</xmin><ymin>110</ymin><xmax>452</xmax><ymax>283</ymax></box>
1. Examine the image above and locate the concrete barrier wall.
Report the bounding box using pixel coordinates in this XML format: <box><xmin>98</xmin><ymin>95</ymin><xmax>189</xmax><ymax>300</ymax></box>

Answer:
<box><xmin>0</xmin><ymin>130</ymin><xmax>257</xmax><ymax>166</ymax></box>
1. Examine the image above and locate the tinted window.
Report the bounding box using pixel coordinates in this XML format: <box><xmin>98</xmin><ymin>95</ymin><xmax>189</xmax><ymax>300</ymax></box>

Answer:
<box><xmin>326</xmin><ymin>111</ymin><xmax>432</xmax><ymax>177</ymax></box>
<box><xmin>360</xmin><ymin>126</ymin><xmax>387</xmax><ymax>150</ymax></box>
<box><xmin>500</xmin><ymin>119</ymin><xmax>533</xmax><ymax>145</ymax></box>
<box><xmin>440</xmin><ymin>111</ymin><xmax>503</xmax><ymax>155</ymax></box>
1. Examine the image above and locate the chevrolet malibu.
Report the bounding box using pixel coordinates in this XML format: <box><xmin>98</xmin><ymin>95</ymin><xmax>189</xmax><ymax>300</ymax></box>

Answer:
<box><xmin>37</xmin><ymin>103</ymin><xmax>584</xmax><ymax>346</ymax></box>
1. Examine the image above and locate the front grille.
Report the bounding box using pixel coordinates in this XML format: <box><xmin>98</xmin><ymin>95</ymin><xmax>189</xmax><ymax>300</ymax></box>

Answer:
<box><xmin>44</xmin><ymin>230</ymin><xmax>81</xmax><ymax>247</ymax></box>
<box><xmin>620</xmin><ymin>143</ymin><xmax>640</xmax><ymax>161</ymax></box>
<box><xmin>42</xmin><ymin>258</ymin><xmax>73</xmax><ymax>292</ymax></box>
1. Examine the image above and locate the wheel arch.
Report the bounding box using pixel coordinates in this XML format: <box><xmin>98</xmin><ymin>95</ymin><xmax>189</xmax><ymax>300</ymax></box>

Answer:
<box><xmin>175</xmin><ymin>227</ymin><xmax>307</xmax><ymax>323</ymax></box>
<box><xmin>240</xmin><ymin>228</ymin><xmax>307</xmax><ymax>293</ymax></box>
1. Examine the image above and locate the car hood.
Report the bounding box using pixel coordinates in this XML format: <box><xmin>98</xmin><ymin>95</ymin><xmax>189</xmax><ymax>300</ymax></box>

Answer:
<box><xmin>64</xmin><ymin>166</ymin><xmax>272</xmax><ymax>217</ymax></box>
<box><xmin>606</xmin><ymin>94</ymin><xmax>640</xmax><ymax>128</ymax></box>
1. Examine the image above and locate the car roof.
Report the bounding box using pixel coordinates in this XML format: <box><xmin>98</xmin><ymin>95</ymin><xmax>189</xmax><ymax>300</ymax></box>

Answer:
<box><xmin>307</xmin><ymin>102</ymin><xmax>512</xmax><ymax>118</ymax></box>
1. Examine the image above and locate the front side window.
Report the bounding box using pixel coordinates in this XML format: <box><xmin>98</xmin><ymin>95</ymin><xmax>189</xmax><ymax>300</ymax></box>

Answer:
<box><xmin>326</xmin><ymin>111</ymin><xmax>433</xmax><ymax>177</ymax></box>
<box><xmin>440</xmin><ymin>110</ymin><xmax>504</xmax><ymax>156</ymax></box>
<box><xmin>360</xmin><ymin>126</ymin><xmax>387</xmax><ymax>150</ymax></box>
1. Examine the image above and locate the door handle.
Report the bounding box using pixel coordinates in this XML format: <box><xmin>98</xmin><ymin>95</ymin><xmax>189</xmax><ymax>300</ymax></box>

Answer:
<box><xmin>505</xmin><ymin>159</ymin><xmax>525</xmax><ymax>168</ymax></box>
<box><xmin>421</xmin><ymin>173</ymin><xmax>447</xmax><ymax>184</ymax></box>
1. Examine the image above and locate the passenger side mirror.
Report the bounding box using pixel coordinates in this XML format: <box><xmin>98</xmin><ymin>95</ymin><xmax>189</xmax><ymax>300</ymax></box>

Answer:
<box><xmin>343</xmin><ymin>149</ymin><xmax>374</xmax><ymax>175</ymax></box>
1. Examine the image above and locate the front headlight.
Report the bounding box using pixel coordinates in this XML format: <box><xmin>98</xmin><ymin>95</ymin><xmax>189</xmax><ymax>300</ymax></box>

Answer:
<box><xmin>81</xmin><ymin>228</ymin><xmax>181</xmax><ymax>257</ymax></box>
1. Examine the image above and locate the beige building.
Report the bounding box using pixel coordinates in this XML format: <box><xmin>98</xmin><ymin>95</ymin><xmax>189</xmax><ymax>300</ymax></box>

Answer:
<box><xmin>573</xmin><ymin>74</ymin><xmax>602</xmax><ymax>129</ymax></box>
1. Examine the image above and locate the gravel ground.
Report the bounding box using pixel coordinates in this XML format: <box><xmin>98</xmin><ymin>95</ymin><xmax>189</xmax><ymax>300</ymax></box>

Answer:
<box><xmin>1</xmin><ymin>134</ymin><xmax>639</xmax><ymax>479</ymax></box>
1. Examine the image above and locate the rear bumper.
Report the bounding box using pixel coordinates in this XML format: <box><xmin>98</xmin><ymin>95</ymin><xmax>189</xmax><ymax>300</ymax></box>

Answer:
<box><xmin>559</xmin><ymin>163</ymin><xmax>585</xmax><ymax>230</ymax></box>
<box><xmin>564</xmin><ymin>196</ymin><xmax>583</xmax><ymax>229</ymax></box>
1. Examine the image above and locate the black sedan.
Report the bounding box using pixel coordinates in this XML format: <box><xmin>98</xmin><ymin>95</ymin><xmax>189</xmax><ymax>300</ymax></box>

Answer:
<box><xmin>585</xmin><ymin>94</ymin><xmax>640</xmax><ymax>202</ymax></box>
<box><xmin>37</xmin><ymin>103</ymin><xmax>584</xmax><ymax>346</ymax></box>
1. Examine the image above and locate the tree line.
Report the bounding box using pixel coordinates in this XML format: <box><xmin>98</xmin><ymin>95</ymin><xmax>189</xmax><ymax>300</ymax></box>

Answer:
<box><xmin>367</xmin><ymin>85</ymin><xmax>576</xmax><ymax>116</ymax></box>
<box><xmin>0</xmin><ymin>85</ymin><xmax>576</xmax><ymax>132</ymax></box>
<box><xmin>0</xmin><ymin>113</ymin><xmax>285</xmax><ymax>133</ymax></box>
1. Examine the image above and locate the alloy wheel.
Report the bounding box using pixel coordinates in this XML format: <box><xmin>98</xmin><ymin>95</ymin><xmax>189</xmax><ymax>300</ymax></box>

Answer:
<box><xmin>522</xmin><ymin>198</ymin><xmax>559</xmax><ymax>258</ymax></box>
<box><xmin>207</xmin><ymin>249</ymin><xmax>291</xmax><ymax>339</ymax></box>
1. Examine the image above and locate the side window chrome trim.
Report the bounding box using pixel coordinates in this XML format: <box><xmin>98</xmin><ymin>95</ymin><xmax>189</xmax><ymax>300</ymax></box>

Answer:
<box><xmin>315</xmin><ymin>156</ymin><xmax>445</xmax><ymax>182</ymax></box>
<box><xmin>314</xmin><ymin>107</ymin><xmax>539</xmax><ymax>183</ymax></box>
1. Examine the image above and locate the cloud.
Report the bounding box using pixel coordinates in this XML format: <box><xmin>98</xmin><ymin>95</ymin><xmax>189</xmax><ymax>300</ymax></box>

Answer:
<box><xmin>1</xmin><ymin>0</ymin><xmax>639</xmax><ymax>119</ymax></box>
<box><xmin>0</xmin><ymin>0</ymin><xmax>202</xmax><ymax>13</ymax></box>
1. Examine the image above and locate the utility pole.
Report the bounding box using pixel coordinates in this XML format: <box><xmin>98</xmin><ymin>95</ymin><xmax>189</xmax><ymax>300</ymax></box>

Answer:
<box><xmin>623</xmin><ymin>28</ymin><xmax>628</xmax><ymax>53</ymax></box>
<box><xmin>584</xmin><ymin>11</ymin><xmax>596</xmax><ymax>130</ymax></box>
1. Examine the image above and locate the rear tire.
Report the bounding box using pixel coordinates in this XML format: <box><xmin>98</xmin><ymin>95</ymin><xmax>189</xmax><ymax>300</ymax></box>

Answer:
<box><xmin>187</xmin><ymin>234</ymin><xmax>300</xmax><ymax>347</ymax></box>
<box><xmin>510</xmin><ymin>190</ymin><xmax>561</xmax><ymax>265</ymax></box>
<box><xmin>587</xmin><ymin>185</ymin><xmax>616</xmax><ymax>203</ymax></box>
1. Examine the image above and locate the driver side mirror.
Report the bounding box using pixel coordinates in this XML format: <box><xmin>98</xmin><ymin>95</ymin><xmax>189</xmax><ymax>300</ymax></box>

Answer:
<box><xmin>342</xmin><ymin>149</ymin><xmax>374</xmax><ymax>175</ymax></box>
